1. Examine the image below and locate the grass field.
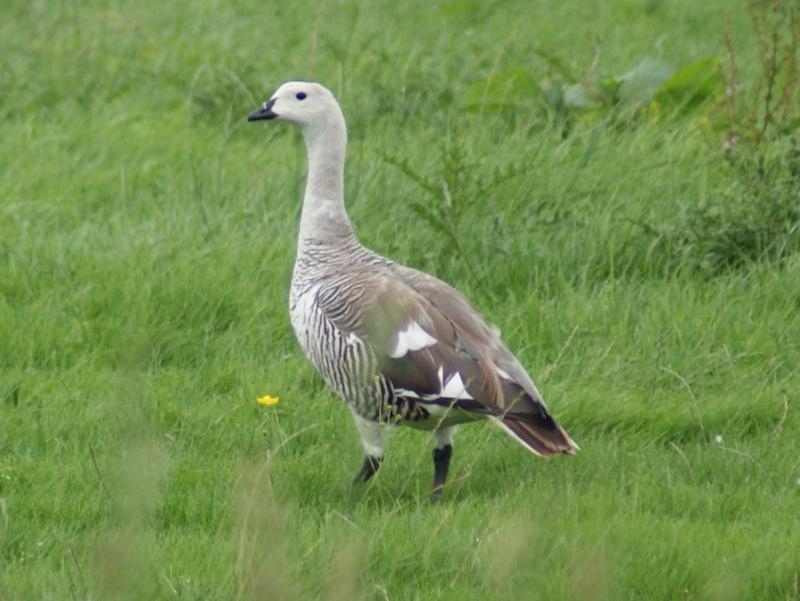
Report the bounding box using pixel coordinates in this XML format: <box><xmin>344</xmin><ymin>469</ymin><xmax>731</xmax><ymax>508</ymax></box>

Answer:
<box><xmin>2</xmin><ymin>0</ymin><xmax>799</xmax><ymax>599</ymax></box>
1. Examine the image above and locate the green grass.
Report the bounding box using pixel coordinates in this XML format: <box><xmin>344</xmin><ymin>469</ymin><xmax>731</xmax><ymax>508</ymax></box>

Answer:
<box><xmin>2</xmin><ymin>0</ymin><xmax>799</xmax><ymax>599</ymax></box>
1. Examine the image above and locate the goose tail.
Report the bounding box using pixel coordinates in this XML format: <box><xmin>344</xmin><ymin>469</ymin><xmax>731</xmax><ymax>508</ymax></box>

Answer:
<box><xmin>495</xmin><ymin>414</ymin><xmax>579</xmax><ymax>457</ymax></box>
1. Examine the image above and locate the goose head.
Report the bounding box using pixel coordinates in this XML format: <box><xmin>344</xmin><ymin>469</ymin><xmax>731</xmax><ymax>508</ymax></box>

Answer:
<box><xmin>248</xmin><ymin>81</ymin><xmax>342</xmax><ymax>131</ymax></box>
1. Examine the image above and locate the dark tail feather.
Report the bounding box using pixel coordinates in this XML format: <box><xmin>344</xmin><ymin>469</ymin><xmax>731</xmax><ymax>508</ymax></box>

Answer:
<box><xmin>497</xmin><ymin>415</ymin><xmax>579</xmax><ymax>457</ymax></box>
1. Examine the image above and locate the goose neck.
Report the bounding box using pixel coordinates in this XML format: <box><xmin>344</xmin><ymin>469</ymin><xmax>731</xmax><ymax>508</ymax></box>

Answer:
<box><xmin>298</xmin><ymin>120</ymin><xmax>355</xmax><ymax>246</ymax></box>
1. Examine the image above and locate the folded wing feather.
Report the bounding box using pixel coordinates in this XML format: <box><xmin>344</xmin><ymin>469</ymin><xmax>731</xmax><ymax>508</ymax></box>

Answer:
<box><xmin>315</xmin><ymin>266</ymin><xmax>577</xmax><ymax>455</ymax></box>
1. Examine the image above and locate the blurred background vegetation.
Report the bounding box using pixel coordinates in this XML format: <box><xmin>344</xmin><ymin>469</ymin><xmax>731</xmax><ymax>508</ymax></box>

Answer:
<box><xmin>1</xmin><ymin>1</ymin><xmax>798</xmax><ymax>599</ymax></box>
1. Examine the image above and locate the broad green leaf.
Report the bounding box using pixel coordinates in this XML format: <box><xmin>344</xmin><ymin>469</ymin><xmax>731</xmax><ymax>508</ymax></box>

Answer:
<box><xmin>617</xmin><ymin>56</ymin><xmax>675</xmax><ymax>107</ymax></box>
<box><xmin>654</xmin><ymin>57</ymin><xmax>721</xmax><ymax>110</ymax></box>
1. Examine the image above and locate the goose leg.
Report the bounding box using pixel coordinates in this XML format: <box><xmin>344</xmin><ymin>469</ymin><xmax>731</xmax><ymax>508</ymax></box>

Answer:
<box><xmin>351</xmin><ymin>411</ymin><xmax>384</xmax><ymax>484</ymax></box>
<box><xmin>431</xmin><ymin>426</ymin><xmax>456</xmax><ymax>501</ymax></box>
<box><xmin>353</xmin><ymin>455</ymin><xmax>383</xmax><ymax>483</ymax></box>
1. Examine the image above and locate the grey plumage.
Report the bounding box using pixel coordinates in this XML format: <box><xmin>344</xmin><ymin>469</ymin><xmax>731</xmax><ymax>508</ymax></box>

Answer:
<box><xmin>248</xmin><ymin>81</ymin><xmax>577</xmax><ymax>499</ymax></box>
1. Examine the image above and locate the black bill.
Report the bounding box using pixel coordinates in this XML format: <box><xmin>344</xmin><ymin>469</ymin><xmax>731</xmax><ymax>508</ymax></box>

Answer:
<box><xmin>248</xmin><ymin>98</ymin><xmax>277</xmax><ymax>121</ymax></box>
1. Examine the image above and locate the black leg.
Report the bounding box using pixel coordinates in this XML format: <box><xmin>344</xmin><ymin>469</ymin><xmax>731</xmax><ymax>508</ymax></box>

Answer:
<box><xmin>431</xmin><ymin>444</ymin><xmax>453</xmax><ymax>501</ymax></box>
<box><xmin>353</xmin><ymin>455</ymin><xmax>383</xmax><ymax>484</ymax></box>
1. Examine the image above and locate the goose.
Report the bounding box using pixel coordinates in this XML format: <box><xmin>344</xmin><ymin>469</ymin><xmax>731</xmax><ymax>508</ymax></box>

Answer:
<box><xmin>248</xmin><ymin>82</ymin><xmax>577</xmax><ymax>500</ymax></box>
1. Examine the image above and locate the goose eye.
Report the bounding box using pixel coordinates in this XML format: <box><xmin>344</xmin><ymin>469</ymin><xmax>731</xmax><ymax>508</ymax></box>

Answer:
<box><xmin>295</xmin><ymin>92</ymin><xmax>307</xmax><ymax>100</ymax></box>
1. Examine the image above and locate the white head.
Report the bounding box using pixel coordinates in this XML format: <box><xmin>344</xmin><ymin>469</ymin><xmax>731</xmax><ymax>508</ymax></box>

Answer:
<box><xmin>248</xmin><ymin>81</ymin><xmax>343</xmax><ymax>133</ymax></box>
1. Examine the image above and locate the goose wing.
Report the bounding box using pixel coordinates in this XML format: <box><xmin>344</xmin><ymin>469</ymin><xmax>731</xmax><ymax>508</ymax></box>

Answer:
<box><xmin>315</xmin><ymin>265</ymin><xmax>577</xmax><ymax>455</ymax></box>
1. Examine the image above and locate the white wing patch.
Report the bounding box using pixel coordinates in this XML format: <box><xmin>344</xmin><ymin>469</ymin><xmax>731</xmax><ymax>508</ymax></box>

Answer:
<box><xmin>438</xmin><ymin>366</ymin><xmax>474</xmax><ymax>400</ymax></box>
<box><xmin>389</xmin><ymin>321</ymin><xmax>437</xmax><ymax>358</ymax></box>
<box><xmin>394</xmin><ymin>366</ymin><xmax>474</xmax><ymax>402</ymax></box>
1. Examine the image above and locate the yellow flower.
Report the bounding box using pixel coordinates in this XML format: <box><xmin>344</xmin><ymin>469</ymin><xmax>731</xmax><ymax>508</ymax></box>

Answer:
<box><xmin>256</xmin><ymin>394</ymin><xmax>280</xmax><ymax>406</ymax></box>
